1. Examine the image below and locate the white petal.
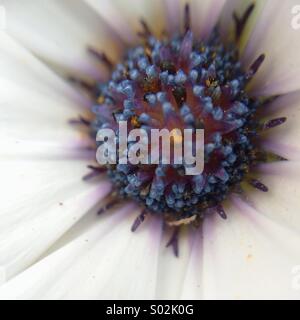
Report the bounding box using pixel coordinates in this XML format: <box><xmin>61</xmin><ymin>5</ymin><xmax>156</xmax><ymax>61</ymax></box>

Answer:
<box><xmin>0</xmin><ymin>31</ymin><xmax>89</xmax><ymax>107</ymax></box>
<box><xmin>219</xmin><ymin>0</ymin><xmax>267</xmax><ymax>49</ymax></box>
<box><xmin>0</xmin><ymin>77</ymin><xmax>91</xmax><ymax>160</ymax></box>
<box><xmin>111</xmin><ymin>0</ymin><xmax>167</xmax><ymax>37</ymax></box>
<box><xmin>247</xmin><ymin>161</ymin><xmax>300</xmax><ymax>234</ymax></box>
<box><xmin>83</xmin><ymin>0</ymin><xmax>137</xmax><ymax>44</ymax></box>
<box><xmin>155</xmin><ymin>227</ymin><xmax>199</xmax><ymax>299</ymax></box>
<box><xmin>1</xmin><ymin>0</ymin><xmax>123</xmax><ymax>78</ymax></box>
<box><xmin>0</xmin><ymin>31</ymin><xmax>94</xmax><ymax>159</ymax></box>
<box><xmin>243</xmin><ymin>0</ymin><xmax>300</xmax><ymax>95</ymax></box>
<box><xmin>0</xmin><ymin>27</ymin><xmax>110</xmax><ymax>281</ymax></box>
<box><xmin>0</xmin><ymin>158</ymin><xmax>111</xmax><ymax>282</ymax></box>
<box><xmin>202</xmin><ymin>196</ymin><xmax>300</xmax><ymax>299</ymax></box>
<box><xmin>185</xmin><ymin>0</ymin><xmax>227</xmax><ymax>39</ymax></box>
<box><xmin>0</xmin><ymin>206</ymin><xmax>163</xmax><ymax>299</ymax></box>
<box><xmin>180</xmin><ymin>229</ymin><xmax>204</xmax><ymax>299</ymax></box>
<box><xmin>162</xmin><ymin>0</ymin><xmax>181</xmax><ymax>34</ymax></box>
<box><xmin>260</xmin><ymin>91</ymin><xmax>300</xmax><ymax>160</ymax></box>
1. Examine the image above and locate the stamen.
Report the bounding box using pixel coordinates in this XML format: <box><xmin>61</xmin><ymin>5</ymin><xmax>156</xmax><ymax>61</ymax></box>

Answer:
<box><xmin>184</xmin><ymin>3</ymin><xmax>191</xmax><ymax>33</ymax></box>
<box><xmin>82</xmin><ymin>165</ymin><xmax>106</xmax><ymax>181</ymax></box>
<box><xmin>233</xmin><ymin>3</ymin><xmax>255</xmax><ymax>41</ymax></box>
<box><xmin>131</xmin><ymin>210</ymin><xmax>148</xmax><ymax>232</ymax></box>
<box><xmin>69</xmin><ymin>116</ymin><xmax>91</xmax><ymax>127</ymax></box>
<box><xmin>98</xmin><ymin>198</ymin><xmax>121</xmax><ymax>215</ymax></box>
<box><xmin>68</xmin><ymin>76</ymin><xmax>95</xmax><ymax>93</ymax></box>
<box><xmin>88</xmin><ymin>48</ymin><xmax>113</xmax><ymax>70</ymax></box>
<box><xmin>246</xmin><ymin>54</ymin><xmax>265</xmax><ymax>79</ymax></box>
<box><xmin>254</xmin><ymin>150</ymin><xmax>288</xmax><ymax>163</ymax></box>
<box><xmin>216</xmin><ymin>205</ymin><xmax>227</xmax><ymax>220</ymax></box>
<box><xmin>249</xmin><ymin>178</ymin><xmax>269</xmax><ymax>192</ymax></box>
<box><xmin>166</xmin><ymin>227</ymin><xmax>180</xmax><ymax>257</ymax></box>
<box><xmin>263</xmin><ymin>117</ymin><xmax>287</xmax><ymax>130</ymax></box>
<box><xmin>138</xmin><ymin>19</ymin><xmax>152</xmax><ymax>37</ymax></box>
<box><xmin>88</xmin><ymin>4</ymin><xmax>286</xmax><ymax>235</ymax></box>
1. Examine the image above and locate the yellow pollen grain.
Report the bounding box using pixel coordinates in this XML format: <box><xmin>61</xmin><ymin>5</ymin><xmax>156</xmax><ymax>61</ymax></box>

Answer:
<box><xmin>173</xmin><ymin>131</ymin><xmax>183</xmax><ymax>144</ymax></box>
<box><xmin>97</xmin><ymin>96</ymin><xmax>105</xmax><ymax>104</ymax></box>
<box><xmin>131</xmin><ymin>116</ymin><xmax>141</xmax><ymax>128</ymax></box>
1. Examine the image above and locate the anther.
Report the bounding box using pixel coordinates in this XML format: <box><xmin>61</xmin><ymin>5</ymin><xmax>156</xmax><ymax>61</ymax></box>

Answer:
<box><xmin>138</xmin><ymin>19</ymin><xmax>152</xmax><ymax>37</ymax></box>
<box><xmin>68</xmin><ymin>76</ymin><xmax>95</xmax><ymax>93</ymax></box>
<box><xmin>246</xmin><ymin>54</ymin><xmax>265</xmax><ymax>79</ymax></box>
<box><xmin>216</xmin><ymin>205</ymin><xmax>227</xmax><ymax>220</ymax></box>
<box><xmin>82</xmin><ymin>165</ymin><xmax>106</xmax><ymax>181</ymax></box>
<box><xmin>184</xmin><ymin>3</ymin><xmax>191</xmax><ymax>33</ymax></box>
<box><xmin>166</xmin><ymin>227</ymin><xmax>180</xmax><ymax>257</ymax></box>
<box><xmin>88</xmin><ymin>48</ymin><xmax>114</xmax><ymax>70</ymax></box>
<box><xmin>98</xmin><ymin>198</ymin><xmax>121</xmax><ymax>215</ymax></box>
<box><xmin>131</xmin><ymin>209</ymin><xmax>148</xmax><ymax>232</ymax></box>
<box><xmin>233</xmin><ymin>3</ymin><xmax>255</xmax><ymax>41</ymax></box>
<box><xmin>263</xmin><ymin>117</ymin><xmax>287</xmax><ymax>130</ymax></box>
<box><xmin>69</xmin><ymin>116</ymin><xmax>91</xmax><ymax>127</ymax></box>
<box><xmin>248</xmin><ymin>178</ymin><xmax>269</xmax><ymax>192</ymax></box>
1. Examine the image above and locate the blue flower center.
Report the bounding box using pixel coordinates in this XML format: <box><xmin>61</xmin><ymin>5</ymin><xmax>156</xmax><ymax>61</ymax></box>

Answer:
<box><xmin>69</xmin><ymin>4</ymin><xmax>287</xmax><ymax>235</ymax></box>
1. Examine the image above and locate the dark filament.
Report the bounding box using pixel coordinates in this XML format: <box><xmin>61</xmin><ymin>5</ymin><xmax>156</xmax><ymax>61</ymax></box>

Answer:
<box><xmin>264</xmin><ymin>117</ymin><xmax>287</xmax><ymax>130</ymax></box>
<box><xmin>184</xmin><ymin>3</ymin><xmax>191</xmax><ymax>33</ymax></box>
<box><xmin>233</xmin><ymin>3</ymin><xmax>255</xmax><ymax>41</ymax></box>
<box><xmin>131</xmin><ymin>210</ymin><xmax>148</xmax><ymax>232</ymax></box>
<box><xmin>249</xmin><ymin>178</ymin><xmax>269</xmax><ymax>192</ymax></box>
<box><xmin>216</xmin><ymin>205</ymin><xmax>227</xmax><ymax>220</ymax></box>
<box><xmin>166</xmin><ymin>228</ymin><xmax>180</xmax><ymax>257</ymax></box>
<box><xmin>82</xmin><ymin>165</ymin><xmax>106</xmax><ymax>181</ymax></box>
<box><xmin>98</xmin><ymin>197</ymin><xmax>122</xmax><ymax>215</ymax></box>
<box><xmin>88</xmin><ymin>47</ymin><xmax>114</xmax><ymax>70</ymax></box>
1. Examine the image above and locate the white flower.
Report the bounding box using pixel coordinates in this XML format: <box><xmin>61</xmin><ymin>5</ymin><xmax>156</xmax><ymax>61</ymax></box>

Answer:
<box><xmin>0</xmin><ymin>0</ymin><xmax>300</xmax><ymax>300</ymax></box>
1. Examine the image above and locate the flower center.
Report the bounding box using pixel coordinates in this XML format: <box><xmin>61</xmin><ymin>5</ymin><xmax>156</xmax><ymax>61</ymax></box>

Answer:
<box><xmin>70</xmin><ymin>4</ymin><xmax>287</xmax><ymax>252</ymax></box>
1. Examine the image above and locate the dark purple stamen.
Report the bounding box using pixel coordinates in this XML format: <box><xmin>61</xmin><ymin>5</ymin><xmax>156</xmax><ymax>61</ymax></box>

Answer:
<box><xmin>69</xmin><ymin>116</ymin><xmax>91</xmax><ymax>127</ymax></box>
<box><xmin>131</xmin><ymin>210</ymin><xmax>148</xmax><ymax>232</ymax></box>
<box><xmin>98</xmin><ymin>199</ymin><xmax>120</xmax><ymax>215</ymax></box>
<box><xmin>264</xmin><ymin>117</ymin><xmax>287</xmax><ymax>129</ymax></box>
<box><xmin>88</xmin><ymin>48</ymin><xmax>114</xmax><ymax>70</ymax></box>
<box><xmin>82</xmin><ymin>165</ymin><xmax>106</xmax><ymax>181</ymax></box>
<box><xmin>184</xmin><ymin>3</ymin><xmax>191</xmax><ymax>32</ymax></box>
<box><xmin>82</xmin><ymin>146</ymin><xmax>96</xmax><ymax>152</ymax></box>
<box><xmin>216</xmin><ymin>205</ymin><xmax>227</xmax><ymax>220</ymax></box>
<box><xmin>233</xmin><ymin>3</ymin><xmax>255</xmax><ymax>41</ymax></box>
<box><xmin>246</xmin><ymin>54</ymin><xmax>265</xmax><ymax>79</ymax></box>
<box><xmin>138</xmin><ymin>19</ymin><xmax>152</xmax><ymax>38</ymax></box>
<box><xmin>249</xmin><ymin>178</ymin><xmax>269</xmax><ymax>192</ymax></box>
<box><xmin>68</xmin><ymin>76</ymin><xmax>95</xmax><ymax>93</ymax></box>
<box><xmin>166</xmin><ymin>228</ymin><xmax>180</xmax><ymax>257</ymax></box>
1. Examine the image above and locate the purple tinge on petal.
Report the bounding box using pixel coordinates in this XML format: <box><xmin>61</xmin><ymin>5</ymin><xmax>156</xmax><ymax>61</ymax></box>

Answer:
<box><xmin>86</xmin><ymin>0</ymin><xmax>137</xmax><ymax>44</ymax></box>
<box><xmin>261</xmin><ymin>139</ymin><xmax>300</xmax><ymax>161</ymax></box>
<box><xmin>179</xmin><ymin>30</ymin><xmax>193</xmax><ymax>64</ymax></box>
<box><xmin>163</xmin><ymin>0</ymin><xmax>181</xmax><ymax>34</ymax></box>
<box><xmin>255</xmin><ymin>161</ymin><xmax>297</xmax><ymax>177</ymax></box>
<box><xmin>230</xmin><ymin>195</ymin><xmax>261</xmax><ymax>224</ymax></box>
<box><xmin>190</xmin><ymin>0</ymin><xmax>227</xmax><ymax>39</ymax></box>
<box><xmin>131</xmin><ymin>209</ymin><xmax>148</xmax><ymax>232</ymax></box>
<box><xmin>243</xmin><ymin>0</ymin><xmax>300</xmax><ymax>95</ymax></box>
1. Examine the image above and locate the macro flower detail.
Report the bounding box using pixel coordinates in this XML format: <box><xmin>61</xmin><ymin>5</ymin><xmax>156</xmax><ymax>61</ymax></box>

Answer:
<box><xmin>74</xmin><ymin>4</ymin><xmax>286</xmax><ymax>255</ymax></box>
<box><xmin>1</xmin><ymin>0</ymin><xmax>300</xmax><ymax>300</ymax></box>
